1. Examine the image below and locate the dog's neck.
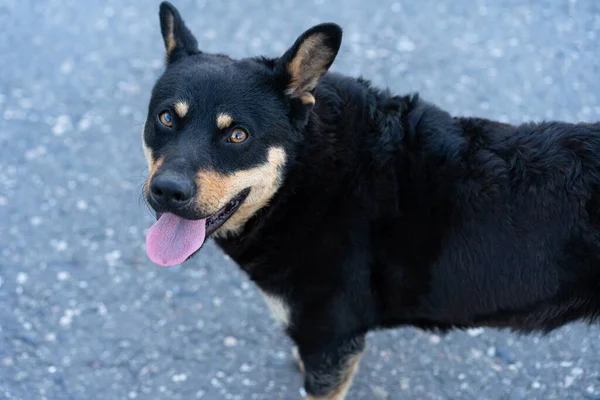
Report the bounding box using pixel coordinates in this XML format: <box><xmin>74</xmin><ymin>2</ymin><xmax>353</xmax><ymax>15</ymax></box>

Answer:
<box><xmin>214</xmin><ymin>75</ymin><xmax>463</xmax><ymax>282</ymax></box>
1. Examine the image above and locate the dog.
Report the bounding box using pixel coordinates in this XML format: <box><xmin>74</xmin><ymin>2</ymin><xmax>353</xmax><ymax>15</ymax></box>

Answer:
<box><xmin>141</xmin><ymin>2</ymin><xmax>600</xmax><ymax>399</ymax></box>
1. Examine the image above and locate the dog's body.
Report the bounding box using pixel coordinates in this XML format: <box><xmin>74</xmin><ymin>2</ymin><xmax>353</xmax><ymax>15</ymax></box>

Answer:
<box><xmin>143</xmin><ymin>3</ymin><xmax>600</xmax><ymax>399</ymax></box>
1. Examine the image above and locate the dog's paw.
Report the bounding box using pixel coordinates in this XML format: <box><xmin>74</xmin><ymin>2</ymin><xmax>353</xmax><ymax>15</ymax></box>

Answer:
<box><xmin>292</xmin><ymin>346</ymin><xmax>305</xmax><ymax>374</ymax></box>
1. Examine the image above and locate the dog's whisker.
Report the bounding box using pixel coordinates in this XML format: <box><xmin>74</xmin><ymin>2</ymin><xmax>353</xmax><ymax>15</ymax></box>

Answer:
<box><xmin>136</xmin><ymin>181</ymin><xmax>155</xmax><ymax>216</ymax></box>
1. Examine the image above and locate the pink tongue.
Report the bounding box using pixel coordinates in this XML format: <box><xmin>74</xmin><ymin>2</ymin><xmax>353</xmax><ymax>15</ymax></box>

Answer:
<box><xmin>146</xmin><ymin>213</ymin><xmax>207</xmax><ymax>267</ymax></box>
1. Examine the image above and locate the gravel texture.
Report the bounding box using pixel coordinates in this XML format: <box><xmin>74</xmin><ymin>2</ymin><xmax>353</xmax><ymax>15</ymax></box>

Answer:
<box><xmin>0</xmin><ymin>0</ymin><xmax>599</xmax><ymax>399</ymax></box>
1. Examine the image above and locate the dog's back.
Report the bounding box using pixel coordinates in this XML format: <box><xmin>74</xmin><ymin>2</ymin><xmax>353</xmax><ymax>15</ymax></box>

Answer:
<box><xmin>361</xmin><ymin>92</ymin><xmax>600</xmax><ymax>332</ymax></box>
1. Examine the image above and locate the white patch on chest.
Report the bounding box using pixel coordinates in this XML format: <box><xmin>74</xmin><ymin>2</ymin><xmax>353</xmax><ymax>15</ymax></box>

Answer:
<box><xmin>260</xmin><ymin>291</ymin><xmax>291</xmax><ymax>327</ymax></box>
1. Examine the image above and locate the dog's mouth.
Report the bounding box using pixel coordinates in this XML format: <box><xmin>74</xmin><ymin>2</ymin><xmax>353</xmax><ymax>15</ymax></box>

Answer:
<box><xmin>146</xmin><ymin>188</ymin><xmax>250</xmax><ymax>268</ymax></box>
<box><xmin>205</xmin><ymin>188</ymin><xmax>251</xmax><ymax>236</ymax></box>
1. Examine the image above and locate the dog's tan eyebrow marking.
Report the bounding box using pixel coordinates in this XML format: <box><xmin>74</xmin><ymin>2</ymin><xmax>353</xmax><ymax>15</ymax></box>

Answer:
<box><xmin>174</xmin><ymin>101</ymin><xmax>189</xmax><ymax>118</ymax></box>
<box><xmin>216</xmin><ymin>113</ymin><xmax>233</xmax><ymax>129</ymax></box>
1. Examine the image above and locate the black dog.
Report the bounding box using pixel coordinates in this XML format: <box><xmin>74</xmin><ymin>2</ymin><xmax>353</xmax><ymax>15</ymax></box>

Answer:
<box><xmin>142</xmin><ymin>2</ymin><xmax>600</xmax><ymax>398</ymax></box>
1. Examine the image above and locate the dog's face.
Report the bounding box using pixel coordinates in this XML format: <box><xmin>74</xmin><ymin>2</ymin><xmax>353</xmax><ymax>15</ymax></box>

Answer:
<box><xmin>143</xmin><ymin>2</ymin><xmax>342</xmax><ymax>267</ymax></box>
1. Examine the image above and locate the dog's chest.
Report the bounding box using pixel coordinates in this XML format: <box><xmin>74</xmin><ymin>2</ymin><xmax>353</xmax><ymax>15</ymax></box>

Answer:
<box><xmin>260</xmin><ymin>291</ymin><xmax>291</xmax><ymax>327</ymax></box>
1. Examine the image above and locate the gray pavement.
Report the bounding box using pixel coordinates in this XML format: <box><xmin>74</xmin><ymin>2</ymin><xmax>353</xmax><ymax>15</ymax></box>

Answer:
<box><xmin>0</xmin><ymin>0</ymin><xmax>599</xmax><ymax>399</ymax></box>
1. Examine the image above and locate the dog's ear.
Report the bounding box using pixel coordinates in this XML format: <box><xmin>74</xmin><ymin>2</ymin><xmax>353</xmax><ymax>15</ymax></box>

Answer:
<box><xmin>159</xmin><ymin>2</ymin><xmax>200</xmax><ymax>65</ymax></box>
<box><xmin>278</xmin><ymin>23</ymin><xmax>342</xmax><ymax>104</ymax></box>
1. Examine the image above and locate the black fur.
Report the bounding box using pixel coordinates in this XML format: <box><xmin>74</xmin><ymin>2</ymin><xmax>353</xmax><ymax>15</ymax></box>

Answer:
<box><xmin>145</xmin><ymin>2</ymin><xmax>600</xmax><ymax>397</ymax></box>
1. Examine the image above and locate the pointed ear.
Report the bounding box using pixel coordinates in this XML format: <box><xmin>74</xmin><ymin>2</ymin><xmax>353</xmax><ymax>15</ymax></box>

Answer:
<box><xmin>278</xmin><ymin>23</ymin><xmax>342</xmax><ymax>104</ymax></box>
<box><xmin>159</xmin><ymin>2</ymin><xmax>200</xmax><ymax>64</ymax></box>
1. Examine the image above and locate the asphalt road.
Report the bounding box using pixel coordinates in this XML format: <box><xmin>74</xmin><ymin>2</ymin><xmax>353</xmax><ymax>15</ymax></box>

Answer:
<box><xmin>1</xmin><ymin>0</ymin><xmax>599</xmax><ymax>399</ymax></box>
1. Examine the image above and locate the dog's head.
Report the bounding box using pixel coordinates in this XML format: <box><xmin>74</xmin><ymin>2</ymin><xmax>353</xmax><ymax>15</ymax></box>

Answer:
<box><xmin>143</xmin><ymin>2</ymin><xmax>342</xmax><ymax>267</ymax></box>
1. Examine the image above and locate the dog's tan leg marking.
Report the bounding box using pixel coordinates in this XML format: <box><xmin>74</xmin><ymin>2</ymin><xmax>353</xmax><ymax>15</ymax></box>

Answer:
<box><xmin>216</xmin><ymin>112</ymin><xmax>233</xmax><ymax>129</ymax></box>
<box><xmin>306</xmin><ymin>352</ymin><xmax>363</xmax><ymax>400</ymax></box>
<box><xmin>195</xmin><ymin>147</ymin><xmax>287</xmax><ymax>237</ymax></box>
<box><xmin>174</xmin><ymin>101</ymin><xmax>189</xmax><ymax>118</ymax></box>
<box><xmin>292</xmin><ymin>346</ymin><xmax>305</xmax><ymax>374</ymax></box>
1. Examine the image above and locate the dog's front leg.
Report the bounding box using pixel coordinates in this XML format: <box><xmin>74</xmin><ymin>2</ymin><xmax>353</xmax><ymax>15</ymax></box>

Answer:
<box><xmin>297</xmin><ymin>335</ymin><xmax>365</xmax><ymax>400</ymax></box>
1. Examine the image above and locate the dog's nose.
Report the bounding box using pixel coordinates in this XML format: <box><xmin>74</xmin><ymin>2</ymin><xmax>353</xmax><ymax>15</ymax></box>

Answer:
<box><xmin>150</xmin><ymin>172</ymin><xmax>194</xmax><ymax>209</ymax></box>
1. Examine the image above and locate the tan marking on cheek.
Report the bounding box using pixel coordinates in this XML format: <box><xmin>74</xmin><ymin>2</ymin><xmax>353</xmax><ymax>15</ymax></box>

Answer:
<box><xmin>216</xmin><ymin>113</ymin><xmax>233</xmax><ymax>130</ymax></box>
<box><xmin>174</xmin><ymin>101</ymin><xmax>189</xmax><ymax>118</ymax></box>
<box><xmin>142</xmin><ymin>124</ymin><xmax>153</xmax><ymax>172</ymax></box>
<box><xmin>195</xmin><ymin>147</ymin><xmax>287</xmax><ymax>237</ymax></box>
<box><xmin>144</xmin><ymin>157</ymin><xmax>163</xmax><ymax>195</ymax></box>
<box><xmin>142</xmin><ymin>141</ymin><xmax>153</xmax><ymax>172</ymax></box>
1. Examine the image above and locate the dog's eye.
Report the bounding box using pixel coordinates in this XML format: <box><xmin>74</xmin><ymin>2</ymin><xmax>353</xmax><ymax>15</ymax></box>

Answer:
<box><xmin>228</xmin><ymin>128</ymin><xmax>248</xmax><ymax>143</ymax></box>
<box><xmin>158</xmin><ymin>111</ymin><xmax>173</xmax><ymax>127</ymax></box>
